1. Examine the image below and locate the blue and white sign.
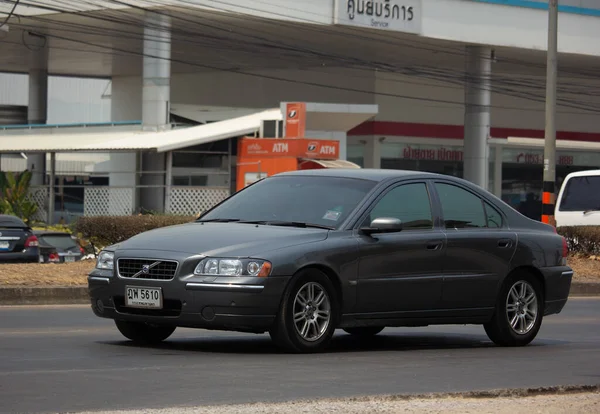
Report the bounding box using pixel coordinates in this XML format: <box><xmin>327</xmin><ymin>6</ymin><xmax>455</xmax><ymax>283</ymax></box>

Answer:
<box><xmin>468</xmin><ymin>0</ymin><xmax>600</xmax><ymax>17</ymax></box>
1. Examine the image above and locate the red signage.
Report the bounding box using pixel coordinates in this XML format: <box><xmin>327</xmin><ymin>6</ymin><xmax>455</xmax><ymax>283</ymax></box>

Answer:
<box><xmin>284</xmin><ymin>102</ymin><xmax>306</xmax><ymax>138</ymax></box>
<box><xmin>516</xmin><ymin>153</ymin><xmax>574</xmax><ymax>166</ymax></box>
<box><xmin>402</xmin><ymin>146</ymin><xmax>463</xmax><ymax>161</ymax></box>
<box><xmin>239</xmin><ymin>138</ymin><xmax>339</xmax><ymax>159</ymax></box>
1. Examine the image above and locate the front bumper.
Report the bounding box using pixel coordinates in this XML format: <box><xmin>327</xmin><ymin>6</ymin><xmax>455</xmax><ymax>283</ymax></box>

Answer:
<box><xmin>88</xmin><ymin>268</ymin><xmax>290</xmax><ymax>333</ymax></box>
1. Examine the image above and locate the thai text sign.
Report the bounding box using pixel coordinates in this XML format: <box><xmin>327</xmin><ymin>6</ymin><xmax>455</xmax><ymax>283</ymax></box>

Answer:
<box><xmin>333</xmin><ymin>0</ymin><xmax>422</xmax><ymax>34</ymax></box>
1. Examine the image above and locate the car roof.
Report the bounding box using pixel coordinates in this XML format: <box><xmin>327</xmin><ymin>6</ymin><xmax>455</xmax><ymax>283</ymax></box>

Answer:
<box><xmin>273</xmin><ymin>168</ymin><xmax>442</xmax><ymax>182</ymax></box>
<box><xmin>33</xmin><ymin>230</ymin><xmax>72</xmax><ymax>236</ymax></box>
<box><xmin>563</xmin><ymin>169</ymin><xmax>600</xmax><ymax>179</ymax></box>
<box><xmin>0</xmin><ymin>214</ymin><xmax>27</xmax><ymax>228</ymax></box>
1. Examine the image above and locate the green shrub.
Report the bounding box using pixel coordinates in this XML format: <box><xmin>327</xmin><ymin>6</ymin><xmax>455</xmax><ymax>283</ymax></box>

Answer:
<box><xmin>557</xmin><ymin>226</ymin><xmax>600</xmax><ymax>256</ymax></box>
<box><xmin>74</xmin><ymin>215</ymin><xmax>196</xmax><ymax>249</ymax></box>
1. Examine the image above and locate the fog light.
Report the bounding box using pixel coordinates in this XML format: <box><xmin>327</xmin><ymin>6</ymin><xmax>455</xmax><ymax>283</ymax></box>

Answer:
<box><xmin>201</xmin><ymin>306</ymin><xmax>215</xmax><ymax>321</ymax></box>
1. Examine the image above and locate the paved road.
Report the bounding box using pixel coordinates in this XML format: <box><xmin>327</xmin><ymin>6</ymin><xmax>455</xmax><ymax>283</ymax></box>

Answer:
<box><xmin>0</xmin><ymin>299</ymin><xmax>599</xmax><ymax>414</ymax></box>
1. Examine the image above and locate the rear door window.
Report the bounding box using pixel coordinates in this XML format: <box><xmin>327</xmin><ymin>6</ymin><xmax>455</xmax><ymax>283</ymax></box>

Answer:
<box><xmin>434</xmin><ymin>183</ymin><xmax>487</xmax><ymax>229</ymax></box>
<box><xmin>559</xmin><ymin>175</ymin><xmax>600</xmax><ymax>212</ymax></box>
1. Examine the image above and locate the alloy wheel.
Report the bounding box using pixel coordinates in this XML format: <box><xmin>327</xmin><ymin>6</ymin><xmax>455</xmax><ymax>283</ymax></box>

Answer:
<box><xmin>506</xmin><ymin>280</ymin><xmax>538</xmax><ymax>335</ymax></box>
<box><xmin>292</xmin><ymin>281</ymin><xmax>331</xmax><ymax>342</ymax></box>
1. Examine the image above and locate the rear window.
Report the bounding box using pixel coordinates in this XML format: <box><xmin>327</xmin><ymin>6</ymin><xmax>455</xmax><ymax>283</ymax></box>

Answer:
<box><xmin>559</xmin><ymin>175</ymin><xmax>600</xmax><ymax>212</ymax></box>
<box><xmin>39</xmin><ymin>235</ymin><xmax>79</xmax><ymax>250</ymax></box>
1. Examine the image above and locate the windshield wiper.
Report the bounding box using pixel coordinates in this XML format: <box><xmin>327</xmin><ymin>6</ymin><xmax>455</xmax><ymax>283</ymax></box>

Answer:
<box><xmin>260</xmin><ymin>221</ymin><xmax>335</xmax><ymax>230</ymax></box>
<box><xmin>197</xmin><ymin>219</ymin><xmax>333</xmax><ymax>230</ymax></box>
<box><xmin>196</xmin><ymin>218</ymin><xmax>241</xmax><ymax>223</ymax></box>
<box><xmin>583</xmin><ymin>208</ymin><xmax>600</xmax><ymax>214</ymax></box>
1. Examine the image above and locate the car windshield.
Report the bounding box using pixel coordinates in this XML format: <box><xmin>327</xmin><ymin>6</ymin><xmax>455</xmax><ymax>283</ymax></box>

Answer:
<box><xmin>199</xmin><ymin>175</ymin><xmax>377</xmax><ymax>229</ymax></box>
<box><xmin>559</xmin><ymin>175</ymin><xmax>600</xmax><ymax>212</ymax></box>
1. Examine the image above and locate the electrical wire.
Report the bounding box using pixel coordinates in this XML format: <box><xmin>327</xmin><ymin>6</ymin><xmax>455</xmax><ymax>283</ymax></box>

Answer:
<box><xmin>8</xmin><ymin>0</ymin><xmax>600</xmax><ymax>114</ymax></box>
<box><xmin>17</xmin><ymin>0</ymin><xmax>600</xmax><ymax>81</ymax></box>
<box><xmin>17</xmin><ymin>0</ymin><xmax>600</xmax><ymax>84</ymax></box>
<box><xmin>0</xmin><ymin>0</ymin><xmax>20</xmax><ymax>28</ymax></box>
<box><xmin>12</xmin><ymin>0</ymin><xmax>597</xmax><ymax>80</ymax></box>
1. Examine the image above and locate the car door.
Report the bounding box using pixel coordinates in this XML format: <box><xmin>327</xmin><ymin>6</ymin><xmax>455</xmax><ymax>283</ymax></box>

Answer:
<box><xmin>432</xmin><ymin>181</ymin><xmax>517</xmax><ymax>310</ymax></box>
<box><xmin>355</xmin><ymin>180</ymin><xmax>446</xmax><ymax>314</ymax></box>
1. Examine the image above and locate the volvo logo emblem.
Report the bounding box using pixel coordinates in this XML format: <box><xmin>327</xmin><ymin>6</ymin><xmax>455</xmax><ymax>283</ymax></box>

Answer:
<box><xmin>130</xmin><ymin>261</ymin><xmax>161</xmax><ymax>278</ymax></box>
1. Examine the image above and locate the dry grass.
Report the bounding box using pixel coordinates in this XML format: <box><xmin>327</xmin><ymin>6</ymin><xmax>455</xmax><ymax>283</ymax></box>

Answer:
<box><xmin>0</xmin><ymin>260</ymin><xmax>95</xmax><ymax>287</ymax></box>
<box><xmin>0</xmin><ymin>256</ymin><xmax>599</xmax><ymax>287</ymax></box>
<box><xmin>566</xmin><ymin>255</ymin><xmax>600</xmax><ymax>283</ymax></box>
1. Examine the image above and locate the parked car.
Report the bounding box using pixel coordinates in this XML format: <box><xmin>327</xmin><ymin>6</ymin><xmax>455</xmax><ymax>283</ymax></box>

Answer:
<box><xmin>555</xmin><ymin>169</ymin><xmax>600</xmax><ymax>227</ymax></box>
<box><xmin>88</xmin><ymin>169</ymin><xmax>572</xmax><ymax>353</ymax></box>
<box><xmin>0</xmin><ymin>214</ymin><xmax>40</xmax><ymax>263</ymax></box>
<box><xmin>38</xmin><ymin>243</ymin><xmax>61</xmax><ymax>264</ymax></box>
<box><xmin>34</xmin><ymin>230</ymin><xmax>84</xmax><ymax>263</ymax></box>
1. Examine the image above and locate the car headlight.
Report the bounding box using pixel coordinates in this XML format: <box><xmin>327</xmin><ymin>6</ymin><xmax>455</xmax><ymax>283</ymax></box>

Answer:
<box><xmin>96</xmin><ymin>251</ymin><xmax>115</xmax><ymax>271</ymax></box>
<box><xmin>194</xmin><ymin>258</ymin><xmax>272</xmax><ymax>277</ymax></box>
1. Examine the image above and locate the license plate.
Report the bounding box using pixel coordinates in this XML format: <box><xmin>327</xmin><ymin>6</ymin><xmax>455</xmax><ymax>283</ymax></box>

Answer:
<box><xmin>125</xmin><ymin>286</ymin><xmax>163</xmax><ymax>309</ymax></box>
<box><xmin>64</xmin><ymin>256</ymin><xmax>75</xmax><ymax>263</ymax></box>
<box><xmin>0</xmin><ymin>241</ymin><xmax>9</xmax><ymax>250</ymax></box>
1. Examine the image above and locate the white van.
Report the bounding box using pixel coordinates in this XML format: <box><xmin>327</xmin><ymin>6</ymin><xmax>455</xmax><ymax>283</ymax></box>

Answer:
<box><xmin>555</xmin><ymin>169</ymin><xmax>600</xmax><ymax>227</ymax></box>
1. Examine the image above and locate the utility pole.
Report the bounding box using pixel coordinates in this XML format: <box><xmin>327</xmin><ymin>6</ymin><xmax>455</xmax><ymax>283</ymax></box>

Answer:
<box><xmin>542</xmin><ymin>0</ymin><xmax>558</xmax><ymax>226</ymax></box>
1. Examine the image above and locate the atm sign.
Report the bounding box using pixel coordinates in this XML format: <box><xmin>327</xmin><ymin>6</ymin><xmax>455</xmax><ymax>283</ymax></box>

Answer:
<box><xmin>240</xmin><ymin>138</ymin><xmax>339</xmax><ymax>159</ymax></box>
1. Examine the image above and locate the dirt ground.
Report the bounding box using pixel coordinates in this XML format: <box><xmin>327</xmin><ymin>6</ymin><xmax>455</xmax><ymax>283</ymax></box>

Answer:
<box><xmin>75</xmin><ymin>391</ymin><xmax>600</xmax><ymax>414</ymax></box>
<box><xmin>0</xmin><ymin>255</ymin><xmax>599</xmax><ymax>287</ymax></box>
<box><xmin>0</xmin><ymin>260</ymin><xmax>95</xmax><ymax>286</ymax></box>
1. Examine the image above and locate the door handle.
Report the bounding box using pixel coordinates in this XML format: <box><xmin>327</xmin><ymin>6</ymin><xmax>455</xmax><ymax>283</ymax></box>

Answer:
<box><xmin>498</xmin><ymin>239</ymin><xmax>512</xmax><ymax>248</ymax></box>
<box><xmin>426</xmin><ymin>241</ymin><xmax>443</xmax><ymax>251</ymax></box>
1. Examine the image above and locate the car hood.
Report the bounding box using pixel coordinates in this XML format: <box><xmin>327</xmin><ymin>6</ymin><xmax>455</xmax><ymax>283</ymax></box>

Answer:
<box><xmin>115</xmin><ymin>222</ymin><xmax>329</xmax><ymax>257</ymax></box>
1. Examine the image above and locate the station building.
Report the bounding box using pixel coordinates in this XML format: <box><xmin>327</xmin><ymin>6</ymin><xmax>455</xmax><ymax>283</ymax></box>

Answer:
<box><xmin>1</xmin><ymin>0</ymin><xmax>599</xmax><ymax>223</ymax></box>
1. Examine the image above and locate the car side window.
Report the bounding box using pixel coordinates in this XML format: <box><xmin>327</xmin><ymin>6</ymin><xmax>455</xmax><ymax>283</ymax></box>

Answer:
<box><xmin>484</xmin><ymin>202</ymin><xmax>503</xmax><ymax>228</ymax></box>
<box><xmin>366</xmin><ymin>183</ymin><xmax>433</xmax><ymax>230</ymax></box>
<box><xmin>435</xmin><ymin>183</ymin><xmax>487</xmax><ymax>229</ymax></box>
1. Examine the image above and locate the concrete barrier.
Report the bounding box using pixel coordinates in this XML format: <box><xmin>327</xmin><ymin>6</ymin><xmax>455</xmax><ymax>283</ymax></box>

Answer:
<box><xmin>0</xmin><ymin>286</ymin><xmax>89</xmax><ymax>306</ymax></box>
<box><xmin>1</xmin><ymin>282</ymin><xmax>599</xmax><ymax>306</ymax></box>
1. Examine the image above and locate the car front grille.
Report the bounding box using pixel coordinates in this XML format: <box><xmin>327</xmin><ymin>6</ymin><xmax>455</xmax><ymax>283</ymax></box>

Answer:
<box><xmin>117</xmin><ymin>258</ymin><xmax>178</xmax><ymax>280</ymax></box>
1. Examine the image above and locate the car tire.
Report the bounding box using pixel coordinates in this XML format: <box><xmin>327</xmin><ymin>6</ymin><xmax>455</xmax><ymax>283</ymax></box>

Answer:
<box><xmin>343</xmin><ymin>327</ymin><xmax>384</xmax><ymax>337</ymax></box>
<box><xmin>269</xmin><ymin>269</ymin><xmax>339</xmax><ymax>353</ymax></box>
<box><xmin>114</xmin><ymin>320</ymin><xmax>176</xmax><ymax>344</ymax></box>
<box><xmin>484</xmin><ymin>271</ymin><xmax>544</xmax><ymax>347</ymax></box>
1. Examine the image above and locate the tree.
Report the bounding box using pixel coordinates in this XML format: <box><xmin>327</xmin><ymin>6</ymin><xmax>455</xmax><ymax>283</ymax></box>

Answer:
<box><xmin>0</xmin><ymin>170</ymin><xmax>38</xmax><ymax>224</ymax></box>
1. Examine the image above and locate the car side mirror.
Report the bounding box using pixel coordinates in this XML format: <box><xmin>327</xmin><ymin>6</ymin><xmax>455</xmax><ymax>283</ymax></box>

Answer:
<box><xmin>360</xmin><ymin>217</ymin><xmax>403</xmax><ymax>235</ymax></box>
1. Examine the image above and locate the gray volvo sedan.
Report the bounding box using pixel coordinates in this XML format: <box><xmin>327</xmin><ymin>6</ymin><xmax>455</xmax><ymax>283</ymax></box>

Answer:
<box><xmin>88</xmin><ymin>169</ymin><xmax>572</xmax><ymax>353</ymax></box>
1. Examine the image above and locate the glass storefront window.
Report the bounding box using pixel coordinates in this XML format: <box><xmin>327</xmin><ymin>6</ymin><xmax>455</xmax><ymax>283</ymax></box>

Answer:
<box><xmin>500</xmin><ymin>147</ymin><xmax>600</xmax><ymax>221</ymax></box>
<box><xmin>347</xmin><ymin>140</ymin><xmax>600</xmax><ymax>223</ymax></box>
<box><xmin>347</xmin><ymin>144</ymin><xmax>364</xmax><ymax>167</ymax></box>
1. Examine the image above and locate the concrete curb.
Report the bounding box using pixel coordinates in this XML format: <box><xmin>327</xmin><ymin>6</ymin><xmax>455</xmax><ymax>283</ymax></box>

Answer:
<box><xmin>1</xmin><ymin>282</ymin><xmax>599</xmax><ymax>306</ymax></box>
<box><xmin>0</xmin><ymin>286</ymin><xmax>90</xmax><ymax>306</ymax></box>
<box><xmin>298</xmin><ymin>384</ymin><xmax>600</xmax><ymax>404</ymax></box>
<box><xmin>570</xmin><ymin>281</ymin><xmax>600</xmax><ymax>296</ymax></box>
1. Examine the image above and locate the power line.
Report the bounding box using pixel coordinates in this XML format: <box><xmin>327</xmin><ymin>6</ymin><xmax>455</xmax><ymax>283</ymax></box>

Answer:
<box><xmin>0</xmin><ymin>0</ymin><xmax>20</xmax><ymax>28</ymax></box>
<box><xmin>35</xmin><ymin>29</ymin><xmax>600</xmax><ymax>115</ymax></box>
<box><xmin>17</xmin><ymin>0</ymin><xmax>600</xmax><ymax>85</ymax></box>
<box><xmin>8</xmin><ymin>0</ymin><xmax>600</xmax><ymax>114</ymax></box>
